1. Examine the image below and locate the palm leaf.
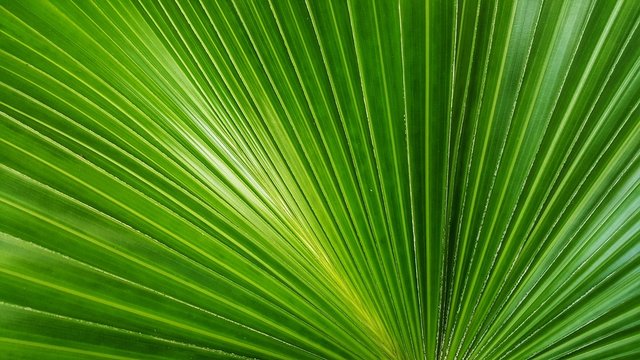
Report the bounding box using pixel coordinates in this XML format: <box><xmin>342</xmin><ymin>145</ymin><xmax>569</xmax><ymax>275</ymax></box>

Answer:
<box><xmin>1</xmin><ymin>0</ymin><xmax>638</xmax><ymax>359</ymax></box>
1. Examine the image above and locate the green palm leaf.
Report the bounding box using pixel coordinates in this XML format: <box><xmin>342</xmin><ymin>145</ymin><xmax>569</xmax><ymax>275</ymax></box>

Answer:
<box><xmin>1</xmin><ymin>0</ymin><xmax>638</xmax><ymax>359</ymax></box>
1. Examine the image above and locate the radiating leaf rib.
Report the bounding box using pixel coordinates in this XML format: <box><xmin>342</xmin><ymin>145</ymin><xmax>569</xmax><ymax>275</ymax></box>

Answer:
<box><xmin>1</xmin><ymin>0</ymin><xmax>638</xmax><ymax>359</ymax></box>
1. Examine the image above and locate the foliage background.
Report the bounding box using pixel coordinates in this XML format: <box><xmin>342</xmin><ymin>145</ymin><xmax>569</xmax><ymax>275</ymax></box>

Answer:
<box><xmin>1</xmin><ymin>0</ymin><xmax>639</xmax><ymax>359</ymax></box>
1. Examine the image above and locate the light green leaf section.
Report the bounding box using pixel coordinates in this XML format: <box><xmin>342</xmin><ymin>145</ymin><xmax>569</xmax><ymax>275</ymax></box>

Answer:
<box><xmin>1</xmin><ymin>0</ymin><xmax>638</xmax><ymax>359</ymax></box>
